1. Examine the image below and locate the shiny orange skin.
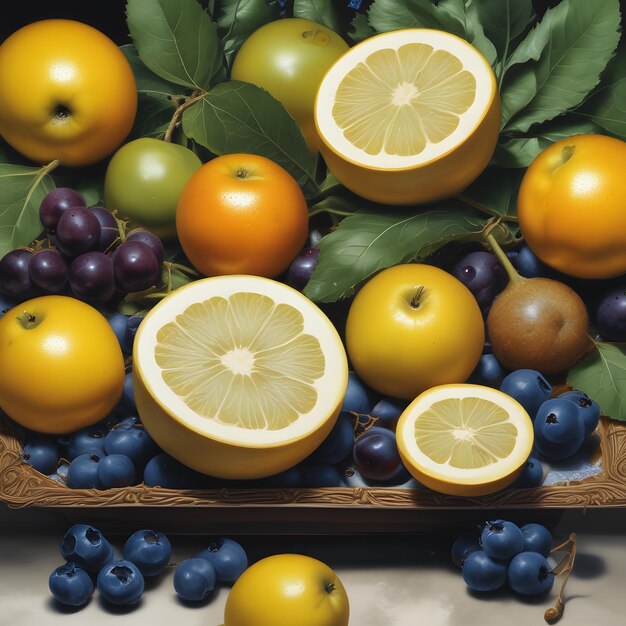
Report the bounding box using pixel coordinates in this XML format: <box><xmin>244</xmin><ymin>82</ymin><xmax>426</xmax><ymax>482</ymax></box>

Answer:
<box><xmin>0</xmin><ymin>19</ymin><xmax>137</xmax><ymax>166</ymax></box>
<box><xmin>0</xmin><ymin>296</ymin><xmax>125</xmax><ymax>434</ymax></box>
<box><xmin>518</xmin><ymin>134</ymin><xmax>626</xmax><ymax>279</ymax></box>
<box><xmin>176</xmin><ymin>154</ymin><xmax>309</xmax><ymax>278</ymax></box>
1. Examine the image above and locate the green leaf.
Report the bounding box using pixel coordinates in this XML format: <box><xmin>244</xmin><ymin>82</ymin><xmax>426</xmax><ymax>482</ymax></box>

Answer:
<box><xmin>293</xmin><ymin>0</ymin><xmax>343</xmax><ymax>33</ymax></box>
<box><xmin>216</xmin><ymin>0</ymin><xmax>281</xmax><ymax>67</ymax></box>
<box><xmin>500</xmin><ymin>0</ymin><xmax>621</xmax><ymax>132</ymax></box>
<box><xmin>568</xmin><ymin>342</ymin><xmax>626</xmax><ymax>422</ymax></box>
<box><xmin>573</xmin><ymin>49</ymin><xmax>626</xmax><ymax>141</ymax></box>
<box><xmin>0</xmin><ymin>164</ymin><xmax>56</xmax><ymax>258</ymax></box>
<box><xmin>303</xmin><ymin>202</ymin><xmax>513</xmax><ymax>302</ymax></box>
<box><xmin>182</xmin><ymin>80</ymin><xmax>318</xmax><ymax>195</ymax></box>
<box><xmin>367</xmin><ymin>0</ymin><xmax>466</xmax><ymax>37</ymax></box>
<box><xmin>126</xmin><ymin>0</ymin><xmax>222</xmax><ymax>90</ymax></box>
<box><xmin>494</xmin><ymin>117</ymin><xmax>600</xmax><ymax>168</ymax></box>
<box><xmin>471</xmin><ymin>0</ymin><xmax>533</xmax><ymax>67</ymax></box>
<box><xmin>463</xmin><ymin>3</ymin><xmax>497</xmax><ymax>66</ymax></box>
<box><xmin>120</xmin><ymin>44</ymin><xmax>182</xmax><ymax>97</ymax></box>
<box><xmin>461</xmin><ymin>167</ymin><xmax>524</xmax><ymax>218</ymax></box>
<box><xmin>348</xmin><ymin>12</ymin><xmax>376</xmax><ymax>44</ymax></box>
<box><xmin>129</xmin><ymin>94</ymin><xmax>178</xmax><ymax>140</ymax></box>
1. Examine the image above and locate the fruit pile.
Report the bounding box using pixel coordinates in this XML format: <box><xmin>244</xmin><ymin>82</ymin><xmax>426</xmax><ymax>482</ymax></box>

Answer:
<box><xmin>49</xmin><ymin>523</ymin><xmax>248</xmax><ymax>607</ymax></box>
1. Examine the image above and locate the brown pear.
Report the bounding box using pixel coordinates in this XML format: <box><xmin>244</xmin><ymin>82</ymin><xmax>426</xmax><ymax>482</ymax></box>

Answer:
<box><xmin>485</xmin><ymin>234</ymin><xmax>591</xmax><ymax>375</ymax></box>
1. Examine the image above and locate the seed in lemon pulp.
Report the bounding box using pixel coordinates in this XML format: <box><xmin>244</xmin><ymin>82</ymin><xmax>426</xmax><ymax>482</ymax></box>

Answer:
<box><xmin>414</xmin><ymin>397</ymin><xmax>517</xmax><ymax>469</ymax></box>
<box><xmin>154</xmin><ymin>292</ymin><xmax>325</xmax><ymax>430</ymax></box>
<box><xmin>332</xmin><ymin>45</ymin><xmax>476</xmax><ymax>157</ymax></box>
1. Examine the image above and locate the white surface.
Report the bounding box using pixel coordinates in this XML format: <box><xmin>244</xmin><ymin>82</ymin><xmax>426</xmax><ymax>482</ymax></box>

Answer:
<box><xmin>1</xmin><ymin>505</ymin><xmax>624</xmax><ymax>625</ymax></box>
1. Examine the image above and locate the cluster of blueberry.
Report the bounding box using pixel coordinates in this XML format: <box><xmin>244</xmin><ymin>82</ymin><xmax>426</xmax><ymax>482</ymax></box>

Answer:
<box><xmin>49</xmin><ymin>524</ymin><xmax>248</xmax><ymax>607</ymax></box>
<box><xmin>452</xmin><ymin>520</ymin><xmax>556</xmax><ymax>595</ymax></box>
<box><xmin>0</xmin><ymin>187</ymin><xmax>163</xmax><ymax>307</ymax></box>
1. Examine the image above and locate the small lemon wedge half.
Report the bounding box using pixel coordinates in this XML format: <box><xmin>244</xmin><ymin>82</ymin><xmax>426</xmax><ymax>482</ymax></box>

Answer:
<box><xmin>396</xmin><ymin>384</ymin><xmax>534</xmax><ymax>496</ymax></box>
<box><xmin>314</xmin><ymin>28</ymin><xmax>500</xmax><ymax>205</ymax></box>
<box><xmin>133</xmin><ymin>275</ymin><xmax>348</xmax><ymax>479</ymax></box>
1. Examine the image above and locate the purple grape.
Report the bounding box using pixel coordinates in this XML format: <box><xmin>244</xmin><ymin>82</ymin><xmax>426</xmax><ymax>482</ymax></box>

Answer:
<box><xmin>0</xmin><ymin>248</ymin><xmax>35</xmax><ymax>298</ymax></box>
<box><xmin>28</xmin><ymin>249</ymin><xmax>68</xmax><ymax>293</ymax></box>
<box><xmin>90</xmin><ymin>207</ymin><xmax>120</xmax><ymax>252</ymax></box>
<box><xmin>113</xmin><ymin>241</ymin><xmax>160</xmax><ymax>293</ymax></box>
<box><xmin>596</xmin><ymin>285</ymin><xmax>626</xmax><ymax>341</ymax></box>
<box><xmin>39</xmin><ymin>187</ymin><xmax>86</xmax><ymax>234</ymax></box>
<box><xmin>126</xmin><ymin>229</ymin><xmax>164</xmax><ymax>267</ymax></box>
<box><xmin>55</xmin><ymin>207</ymin><xmax>101</xmax><ymax>258</ymax></box>
<box><xmin>286</xmin><ymin>247</ymin><xmax>319</xmax><ymax>291</ymax></box>
<box><xmin>69</xmin><ymin>251</ymin><xmax>116</xmax><ymax>303</ymax></box>
<box><xmin>452</xmin><ymin>251</ymin><xmax>506</xmax><ymax>313</ymax></box>
<box><xmin>353</xmin><ymin>427</ymin><xmax>403</xmax><ymax>481</ymax></box>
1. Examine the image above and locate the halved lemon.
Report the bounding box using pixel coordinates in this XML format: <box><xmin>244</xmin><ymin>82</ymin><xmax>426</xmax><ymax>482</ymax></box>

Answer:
<box><xmin>396</xmin><ymin>384</ymin><xmax>534</xmax><ymax>496</ymax></box>
<box><xmin>314</xmin><ymin>29</ymin><xmax>500</xmax><ymax>205</ymax></box>
<box><xmin>133</xmin><ymin>275</ymin><xmax>348</xmax><ymax>479</ymax></box>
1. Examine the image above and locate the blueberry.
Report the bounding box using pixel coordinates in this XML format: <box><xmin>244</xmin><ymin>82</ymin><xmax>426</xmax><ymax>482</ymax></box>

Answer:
<box><xmin>123</xmin><ymin>530</ymin><xmax>172</xmax><ymax>577</ymax></box>
<box><xmin>143</xmin><ymin>453</ymin><xmax>194</xmax><ymax>488</ymax></box>
<box><xmin>369</xmin><ymin>397</ymin><xmax>408</xmax><ymax>431</ymax></box>
<box><xmin>258</xmin><ymin>465</ymin><xmax>304</xmax><ymax>487</ymax></box>
<box><xmin>49</xmin><ymin>562</ymin><xmax>94</xmax><ymax>607</ymax></box>
<box><xmin>511</xmin><ymin>456</ymin><xmax>544</xmax><ymax>489</ymax></box>
<box><xmin>105</xmin><ymin>424</ymin><xmax>159</xmax><ymax>472</ymax></box>
<box><xmin>21</xmin><ymin>435</ymin><xmax>59</xmax><ymax>475</ymax></box>
<box><xmin>507</xmin><ymin>551</ymin><xmax>554</xmax><ymax>595</ymax></box>
<box><xmin>341</xmin><ymin>372</ymin><xmax>371</xmax><ymax>415</ymax></box>
<box><xmin>60</xmin><ymin>524</ymin><xmax>114</xmax><ymax>573</ymax></box>
<box><xmin>462</xmin><ymin>550</ymin><xmax>507</xmax><ymax>592</ymax></box>
<box><xmin>0</xmin><ymin>294</ymin><xmax>17</xmax><ymax>318</ymax></box>
<box><xmin>468</xmin><ymin>354</ymin><xmax>505</xmax><ymax>388</ymax></box>
<box><xmin>480</xmin><ymin>520</ymin><xmax>524</xmax><ymax>561</ymax></box>
<box><xmin>499</xmin><ymin>369</ymin><xmax>552</xmax><ymax>419</ymax></box>
<box><xmin>108</xmin><ymin>313</ymin><xmax>131</xmax><ymax>353</ymax></box>
<box><xmin>97</xmin><ymin>454</ymin><xmax>136</xmax><ymax>489</ymax></box>
<box><xmin>97</xmin><ymin>560</ymin><xmax>145</xmax><ymax>605</ymax></box>
<box><xmin>310</xmin><ymin>415</ymin><xmax>354</xmax><ymax>464</ymax></box>
<box><xmin>67</xmin><ymin>425</ymin><xmax>108</xmax><ymax>460</ymax></box>
<box><xmin>534</xmin><ymin>398</ymin><xmax>586</xmax><ymax>461</ymax></box>
<box><xmin>196</xmin><ymin>537</ymin><xmax>248</xmax><ymax>583</ymax></box>
<box><xmin>122</xmin><ymin>315</ymin><xmax>143</xmax><ymax>355</ymax></box>
<box><xmin>452</xmin><ymin>250</ymin><xmax>506</xmax><ymax>312</ymax></box>
<box><xmin>121</xmin><ymin>372</ymin><xmax>137</xmax><ymax>413</ymax></box>
<box><xmin>451</xmin><ymin>531</ymin><xmax>482</xmax><ymax>568</ymax></box>
<box><xmin>512</xmin><ymin>245</ymin><xmax>552</xmax><ymax>279</ymax></box>
<box><xmin>173</xmin><ymin>558</ymin><xmax>216</xmax><ymax>602</ymax></box>
<box><xmin>520</xmin><ymin>523</ymin><xmax>552</xmax><ymax>558</ymax></box>
<box><xmin>559</xmin><ymin>390</ymin><xmax>601</xmax><ymax>437</ymax></box>
<box><xmin>67</xmin><ymin>453</ymin><xmax>104</xmax><ymax>489</ymax></box>
<box><xmin>596</xmin><ymin>285</ymin><xmax>626</xmax><ymax>341</ymax></box>
<box><xmin>300</xmin><ymin>461</ymin><xmax>343</xmax><ymax>487</ymax></box>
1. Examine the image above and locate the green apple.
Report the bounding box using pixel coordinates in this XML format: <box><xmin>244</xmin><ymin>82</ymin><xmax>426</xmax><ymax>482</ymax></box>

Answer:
<box><xmin>104</xmin><ymin>137</ymin><xmax>202</xmax><ymax>239</ymax></box>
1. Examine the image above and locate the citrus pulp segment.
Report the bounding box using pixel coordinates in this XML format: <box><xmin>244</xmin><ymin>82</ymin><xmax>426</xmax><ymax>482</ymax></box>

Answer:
<box><xmin>396</xmin><ymin>384</ymin><xmax>534</xmax><ymax>496</ymax></box>
<box><xmin>314</xmin><ymin>29</ymin><xmax>500</xmax><ymax>205</ymax></box>
<box><xmin>133</xmin><ymin>275</ymin><xmax>348</xmax><ymax>479</ymax></box>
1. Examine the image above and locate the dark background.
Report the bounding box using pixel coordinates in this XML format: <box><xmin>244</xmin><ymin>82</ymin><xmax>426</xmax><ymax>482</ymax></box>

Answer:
<box><xmin>1</xmin><ymin>1</ymin><xmax>624</xmax><ymax>46</ymax></box>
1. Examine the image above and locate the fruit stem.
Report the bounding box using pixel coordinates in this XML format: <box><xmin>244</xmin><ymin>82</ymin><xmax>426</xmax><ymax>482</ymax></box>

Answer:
<box><xmin>484</xmin><ymin>226</ymin><xmax>523</xmax><ymax>285</ymax></box>
<box><xmin>163</xmin><ymin>90</ymin><xmax>207</xmax><ymax>142</ymax></box>
<box><xmin>16</xmin><ymin>311</ymin><xmax>40</xmax><ymax>330</ymax></box>
<box><xmin>410</xmin><ymin>285</ymin><xmax>425</xmax><ymax>309</ymax></box>
<box><xmin>544</xmin><ymin>533</ymin><xmax>577</xmax><ymax>623</ymax></box>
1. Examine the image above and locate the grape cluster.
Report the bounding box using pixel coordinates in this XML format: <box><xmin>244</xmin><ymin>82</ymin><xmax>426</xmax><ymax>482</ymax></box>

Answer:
<box><xmin>49</xmin><ymin>523</ymin><xmax>248</xmax><ymax>608</ymax></box>
<box><xmin>0</xmin><ymin>187</ymin><xmax>163</xmax><ymax>306</ymax></box>
<box><xmin>453</xmin><ymin>519</ymin><xmax>555</xmax><ymax>596</ymax></box>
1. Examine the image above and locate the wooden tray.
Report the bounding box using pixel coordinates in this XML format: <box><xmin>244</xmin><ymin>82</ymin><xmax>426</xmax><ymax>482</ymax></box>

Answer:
<box><xmin>1</xmin><ymin>413</ymin><xmax>624</xmax><ymax>533</ymax></box>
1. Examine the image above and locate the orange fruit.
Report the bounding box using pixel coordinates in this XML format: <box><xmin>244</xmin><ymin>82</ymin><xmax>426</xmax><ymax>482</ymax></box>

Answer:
<box><xmin>518</xmin><ymin>134</ymin><xmax>626</xmax><ymax>279</ymax></box>
<box><xmin>0</xmin><ymin>296</ymin><xmax>125</xmax><ymax>434</ymax></box>
<box><xmin>176</xmin><ymin>154</ymin><xmax>309</xmax><ymax>278</ymax></box>
<box><xmin>0</xmin><ymin>19</ymin><xmax>137</xmax><ymax>166</ymax></box>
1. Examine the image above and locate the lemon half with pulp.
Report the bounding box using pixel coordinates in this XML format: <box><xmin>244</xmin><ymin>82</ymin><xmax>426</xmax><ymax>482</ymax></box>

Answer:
<box><xmin>133</xmin><ymin>275</ymin><xmax>348</xmax><ymax>479</ymax></box>
<box><xmin>314</xmin><ymin>28</ymin><xmax>500</xmax><ymax>205</ymax></box>
<box><xmin>396</xmin><ymin>384</ymin><xmax>534</xmax><ymax>496</ymax></box>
